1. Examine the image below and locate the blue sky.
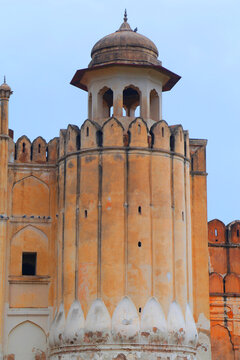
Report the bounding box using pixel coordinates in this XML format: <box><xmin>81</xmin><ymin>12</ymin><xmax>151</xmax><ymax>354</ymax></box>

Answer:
<box><xmin>1</xmin><ymin>0</ymin><xmax>240</xmax><ymax>224</ymax></box>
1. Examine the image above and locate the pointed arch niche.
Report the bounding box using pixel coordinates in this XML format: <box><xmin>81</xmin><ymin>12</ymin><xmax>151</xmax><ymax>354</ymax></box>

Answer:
<box><xmin>98</xmin><ymin>87</ymin><xmax>113</xmax><ymax>118</ymax></box>
<box><xmin>12</xmin><ymin>176</ymin><xmax>49</xmax><ymax>217</ymax></box>
<box><xmin>9</xmin><ymin>225</ymin><xmax>49</xmax><ymax>308</ymax></box>
<box><xmin>123</xmin><ymin>85</ymin><xmax>141</xmax><ymax>117</ymax></box>
<box><xmin>8</xmin><ymin>321</ymin><xmax>47</xmax><ymax>360</ymax></box>
<box><xmin>10</xmin><ymin>225</ymin><xmax>48</xmax><ymax>276</ymax></box>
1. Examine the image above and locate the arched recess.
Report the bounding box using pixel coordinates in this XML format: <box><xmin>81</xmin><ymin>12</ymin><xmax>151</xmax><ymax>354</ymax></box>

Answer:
<box><xmin>228</xmin><ymin>221</ymin><xmax>240</xmax><ymax>244</ymax></box>
<box><xmin>211</xmin><ymin>324</ymin><xmax>234</xmax><ymax>360</ymax></box>
<box><xmin>208</xmin><ymin>219</ymin><xmax>226</xmax><ymax>244</ymax></box>
<box><xmin>66</xmin><ymin>124</ymin><xmax>80</xmax><ymax>153</ymax></box>
<box><xmin>209</xmin><ymin>273</ymin><xmax>224</xmax><ymax>293</ymax></box>
<box><xmin>150</xmin><ymin>89</ymin><xmax>160</xmax><ymax>121</ymax></box>
<box><xmin>81</xmin><ymin>119</ymin><xmax>101</xmax><ymax>149</ymax></box>
<box><xmin>225</xmin><ymin>273</ymin><xmax>240</xmax><ymax>294</ymax></box>
<box><xmin>128</xmin><ymin>117</ymin><xmax>148</xmax><ymax>147</ymax></box>
<box><xmin>47</xmin><ymin>137</ymin><xmax>59</xmax><ymax>163</ymax></box>
<box><xmin>32</xmin><ymin>137</ymin><xmax>47</xmax><ymax>163</ymax></box>
<box><xmin>15</xmin><ymin>135</ymin><xmax>31</xmax><ymax>163</ymax></box>
<box><xmin>12</xmin><ymin>175</ymin><xmax>49</xmax><ymax>217</ymax></box>
<box><xmin>102</xmin><ymin>117</ymin><xmax>124</xmax><ymax>147</ymax></box>
<box><xmin>10</xmin><ymin>225</ymin><xmax>48</xmax><ymax>276</ymax></box>
<box><xmin>150</xmin><ymin>120</ymin><xmax>170</xmax><ymax>150</ymax></box>
<box><xmin>170</xmin><ymin>125</ymin><xmax>184</xmax><ymax>155</ymax></box>
<box><xmin>98</xmin><ymin>87</ymin><xmax>113</xmax><ymax>118</ymax></box>
<box><xmin>123</xmin><ymin>85</ymin><xmax>141</xmax><ymax>117</ymax></box>
<box><xmin>8</xmin><ymin>321</ymin><xmax>47</xmax><ymax>360</ymax></box>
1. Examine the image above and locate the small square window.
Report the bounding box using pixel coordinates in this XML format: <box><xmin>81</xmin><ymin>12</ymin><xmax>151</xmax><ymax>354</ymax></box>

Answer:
<box><xmin>22</xmin><ymin>252</ymin><xmax>37</xmax><ymax>276</ymax></box>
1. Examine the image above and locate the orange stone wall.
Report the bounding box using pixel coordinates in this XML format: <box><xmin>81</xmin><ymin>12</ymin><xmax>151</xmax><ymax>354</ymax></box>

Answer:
<box><xmin>208</xmin><ymin>219</ymin><xmax>240</xmax><ymax>359</ymax></box>
<box><xmin>0</xmin><ymin>98</ymin><xmax>211</xmax><ymax>358</ymax></box>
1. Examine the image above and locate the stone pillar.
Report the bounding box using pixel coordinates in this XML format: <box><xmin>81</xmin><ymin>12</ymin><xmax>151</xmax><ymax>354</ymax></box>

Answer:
<box><xmin>159</xmin><ymin>87</ymin><xmax>162</xmax><ymax>120</ymax></box>
<box><xmin>91</xmin><ymin>89</ymin><xmax>99</xmax><ymax>122</ymax></box>
<box><xmin>127</xmin><ymin>119</ymin><xmax>151</xmax><ymax>311</ymax></box>
<box><xmin>63</xmin><ymin>155</ymin><xmax>78</xmax><ymax>314</ymax></box>
<box><xmin>140</xmin><ymin>88</ymin><xmax>150</xmax><ymax>119</ymax></box>
<box><xmin>150</xmin><ymin>122</ymin><xmax>173</xmax><ymax>315</ymax></box>
<box><xmin>184</xmin><ymin>133</ymin><xmax>193</xmax><ymax>309</ymax></box>
<box><xmin>172</xmin><ymin>128</ymin><xmax>187</xmax><ymax>312</ymax></box>
<box><xmin>151</xmin><ymin>151</ymin><xmax>173</xmax><ymax>315</ymax></box>
<box><xmin>101</xmin><ymin>148</ymin><xmax>125</xmax><ymax>313</ymax></box>
<box><xmin>190</xmin><ymin>139</ymin><xmax>211</xmax><ymax>359</ymax></box>
<box><xmin>78</xmin><ymin>141</ymin><xmax>99</xmax><ymax>314</ymax></box>
<box><xmin>0</xmin><ymin>79</ymin><xmax>12</xmax><ymax>358</ymax></box>
<box><xmin>113</xmin><ymin>87</ymin><xmax>123</xmax><ymax>117</ymax></box>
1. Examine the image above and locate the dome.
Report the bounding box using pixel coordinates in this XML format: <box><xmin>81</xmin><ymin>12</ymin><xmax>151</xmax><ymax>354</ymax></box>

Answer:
<box><xmin>89</xmin><ymin>11</ymin><xmax>161</xmax><ymax>67</ymax></box>
<box><xmin>0</xmin><ymin>77</ymin><xmax>12</xmax><ymax>97</ymax></box>
<box><xmin>0</xmin><ymin>78</ymin><xmax>11</xmax><ymax>92</ymax></box>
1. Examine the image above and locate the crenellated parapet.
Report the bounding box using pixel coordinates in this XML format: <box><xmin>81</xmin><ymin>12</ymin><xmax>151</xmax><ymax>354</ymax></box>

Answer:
<box><xmin>55</xmin><ymin>116</ymin><xmax>190</xmax><ymax>160</ymax></box>
<box><xmin>49</xmin><ymin>296</ymin><xmax>197</xmax><ymax>359</ymax></box>
<box><xmin>9</xmin><ymin>135</ymin><xmax>59</xmax><ymax>164</ymax></box>
<box><xmin>10</xmin><ymin>117</ymin><xmax>191</xmax><ymax>165</ymax></box>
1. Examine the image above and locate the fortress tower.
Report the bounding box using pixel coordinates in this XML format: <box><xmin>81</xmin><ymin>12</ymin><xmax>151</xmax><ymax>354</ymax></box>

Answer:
<box><xmin>0</xmin><ymin>13</ymin><xmax>211</xmax><ymax>360</ymax></box>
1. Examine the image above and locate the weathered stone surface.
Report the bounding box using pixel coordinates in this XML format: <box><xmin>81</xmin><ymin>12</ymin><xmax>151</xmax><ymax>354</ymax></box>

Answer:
<box><xmin>167</xmin><ymin>302</ymin><xmax>186</xmax><ymax>345</ymax></box>
<box><xmin>140</xmin><ymin>297</ymin><xmax>167</xmax><ymax>344</ymax></box>
<box><xmin>62</xmin><ymin>300</ymin><xmax>85</xmax><ymax>344</ymax></box>
<box><xmin>112</xmin><ymin>297</ymin><xmax>140</xmax><ymax>343</ymax></box>
<box><xmin>84</xmin><ymin>299</ymin><xmax>111</xmax><ymax>344</ymax></box>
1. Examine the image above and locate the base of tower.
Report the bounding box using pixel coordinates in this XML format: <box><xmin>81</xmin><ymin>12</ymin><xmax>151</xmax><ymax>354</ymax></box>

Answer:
<box><xmin>49</xmin><ymin>344</ymin><xmax>196</xmax><ymax>360</ymax></box>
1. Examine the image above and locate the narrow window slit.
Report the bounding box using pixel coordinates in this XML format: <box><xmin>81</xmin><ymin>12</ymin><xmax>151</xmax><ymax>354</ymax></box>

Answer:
<box><xmin>38</xmin><ymin>143</ymin><xmax>41</xmax><ymax>153</ymax></box>
<box><xmin>22</xmin><ymin>142</ymin><xmax>26</xmax><ymax>153</ymax></box>
<box><xmin>170</xmin><ymin>135</ymin><xmax>175</xmax><ymax>152</ymax></box>
<box><xmin>184</xmin><ymin>140</ymin><xmax>187</xmax><ymax>157</ymax></box>
<box><xmin>215</xmin><ymin>229</ymin><xmax>218</xmax><ymax>237</ymax></box>
<box><xmin>182</xmin><ymin>211</ymin><xmax>184</xmax><ymax>221</ymax></box>
<box><xmin>138</xmin><ymin>206</ymin><xmax>142</xmax><ymax>215</ymax></box>
<box><xmin>162</xmin><ymin>127</ymin><xmax>164</xmax><ymax>137</ymax></box>
<box><xmin>139</xmin><ymin>307</ymin><xmax>141</xmax><ymax>313</ymax></box>
<box><xmin>86</xmin><ymin>127</ymin><xmax>89</xmax><ymax>137</ymax></box>
<box><xmin>85</xmin><ymin>210</ymin><xmax>88</xmax><ymax>218</ymax></box>
<box><xmin>138</xmin><ymin>241</ymin><xmax>142</xmax><ymax>248</ymax></box>
<box><xmin>237</xmin><ymin>230</ymin><xmax>239</xmax><ymax>237</ymax></box>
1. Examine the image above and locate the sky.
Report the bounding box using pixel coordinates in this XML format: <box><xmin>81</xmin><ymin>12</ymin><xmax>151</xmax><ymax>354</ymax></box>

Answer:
<box><xmin>1</xmin><ymin>0</ymin><xmax>240</xmax><ymax>224</ymax></box>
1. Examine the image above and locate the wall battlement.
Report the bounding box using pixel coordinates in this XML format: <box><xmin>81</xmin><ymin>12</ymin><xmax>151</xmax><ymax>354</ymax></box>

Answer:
<box><xmin>11</xmin><ymin>117</ymin><xmax>191</xmax><ymax>165</ymax></box>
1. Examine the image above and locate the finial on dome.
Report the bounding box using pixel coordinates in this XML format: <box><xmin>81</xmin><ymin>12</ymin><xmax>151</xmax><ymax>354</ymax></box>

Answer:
<box><xmin>4</xmin><ymin>76</ymin><xmax>6</xmax><ymax>84</ymax></box>
<box><xmin>118</xmin><ymin>9</ymin><xmax>132</xmax><ymax>32</ymax></box>
<box><xmin>124</xmin><ymin>9</ymin><xmax>128</xmax><ymax>22</ymax></box>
